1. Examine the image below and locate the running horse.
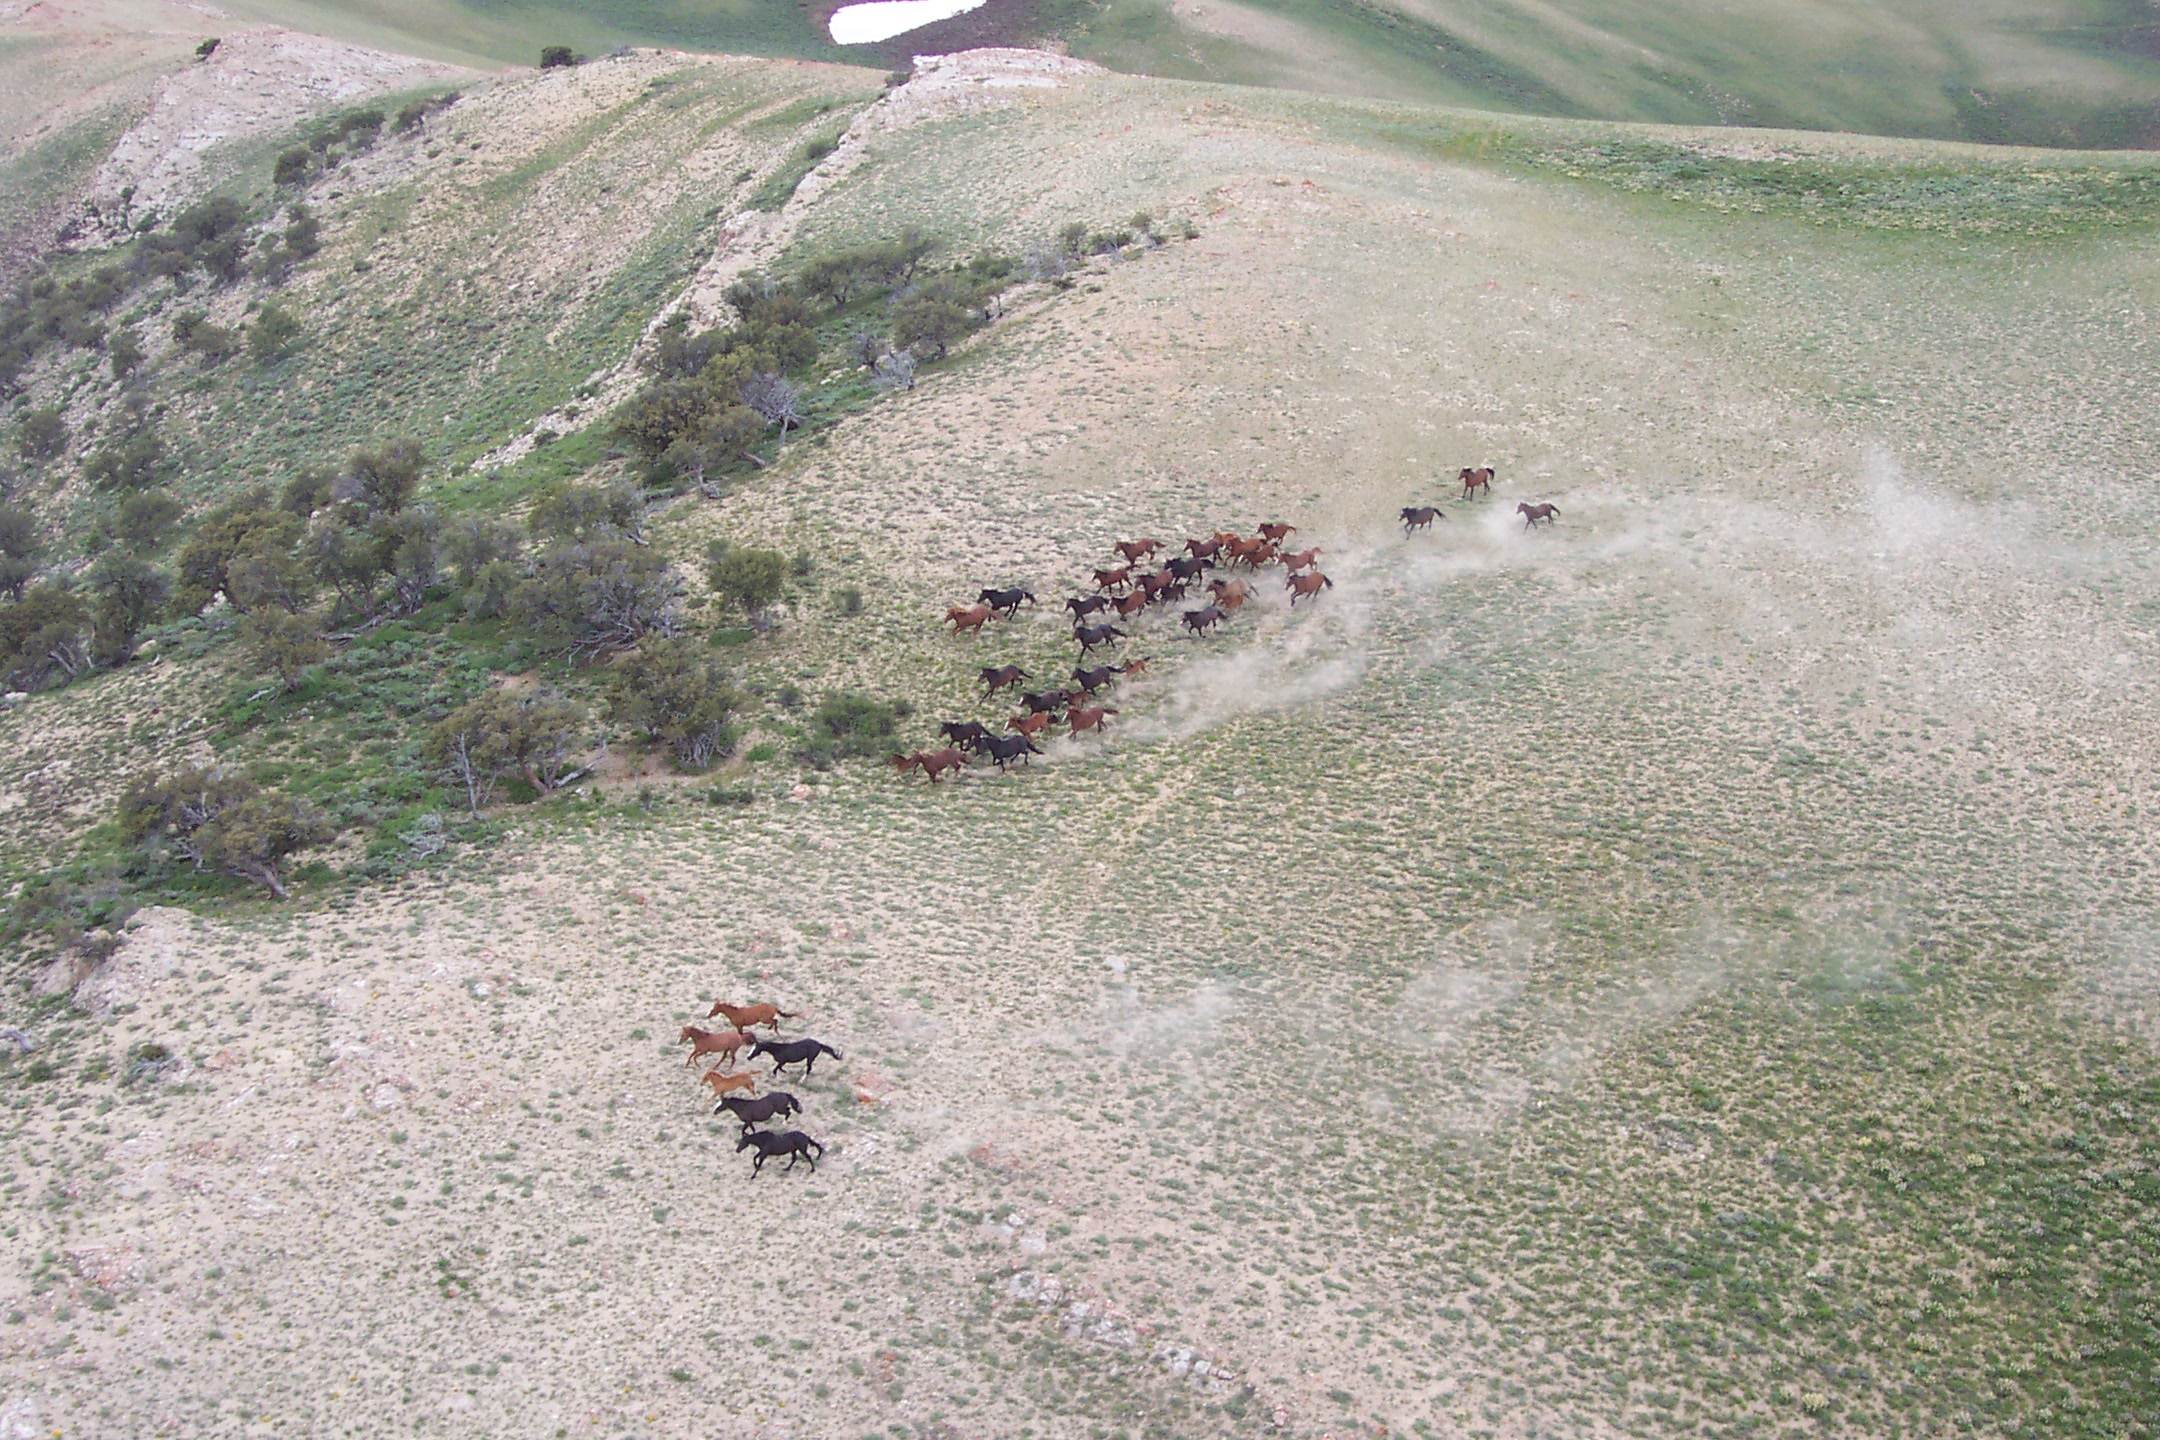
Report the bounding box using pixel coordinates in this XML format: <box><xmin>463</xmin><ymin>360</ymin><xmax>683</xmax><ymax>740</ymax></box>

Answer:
<box><xmin>1458</xmin><ymin>466</ymin><xmax>1494</xmax><ymax>500</ymax></box>
<box><xmin>889</xmin><ymin>748</ymin><xmax>966</xmax><ymax>782</ymax></box>
<box><xmin>1400</xmin><ymin>506</ymin><xmax>1443</xmax><ymax>533</ymax></box>
<box><xmin>1517</xmin><ymin>501</ymin><xmax>1561</xmax><ymax>529</ymax></box>
<box><xmin>1287</xmin><ymin>572</ymin><xmax>1334</xmax><ymax>605</ymax></box>
<box><xmin>945</xmin><ymin>603</ymin><xmax>994</xmax><ymax>635</ymax></box>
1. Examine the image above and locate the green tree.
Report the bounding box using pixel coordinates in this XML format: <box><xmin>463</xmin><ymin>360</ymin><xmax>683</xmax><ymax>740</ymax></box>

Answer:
<box><xmin>427</xmin><ymin>689</ymin><xmax>586</xmax><ymax>812</ymax></box>
<box><xmin>891</xmin><ymin>290</ymin><xmax>970</xmax><ymax>359</ymax></box>
<box><xmin>376</xmin><ymin>507</ymin><xmax>442</xmax><ymax>614</ymax></box>
<box><xmin>305</xmin><ymin>513</ymin><xmax>384</xmax><ymax>618</ymax></box>
<box><xmin>279</xmin><ymin>466</ymin><xmax>334</xmax><ymax>518</ymax></box>
<box><xmin>509</xmin><ymin>539</ymin><xmax>677</xmax><ymax>658</ymax></box>
<box><xmin>248</xmin><ymin>305</ymin><xmax>302</xmax><ymax>365</ymax></box>
<box><xmin>86</xmin><ymin>553</ymin><xmax>170</xmax><ymax>666</ymax></box>
<box><xmin>102</xmin><ymin>492</ymin><xmax>182</xmax><ymax>554</ymax></box>
<box><xmin>18</xmin><ymin>408</ymin><xmax>67</xmax><ymax>463</ymax></box>
<box><xmin>441</xmin><ymin>516</ymin><xmax>522</xmax><ymax>588</ymax></box>
<box><xmin>225</xmin><ymin>528</ymin><xmax>313</xmax><ymax>614</ymax></box>
<box><xmin>274</xmin><ymin>147</ymin><xmax>311</xmax><ymax>186</ymax></box>
<box><xmin>82</xmin><ymin>429</ymin><xmax>167</xmax><ymax>490</ymax></box>
<box><xmin>119</xmin><ymin>765</ymin><xmax>333</xmax><ymax>898</ymax></box>
<box><xmin>606</xmin><ymin>638</ymin><xmax>746</xmax><ymax>770</ymax></box>
<box><xmin>108</xmin><ymin>327</ymin><xmax>144</xmax><ymax>379</ymax></box>
<box><xmin>0</xmin><ymin>504</ymin><xmax>42</xmax><ymax>600</ymax></box>
<box><xmin>340</xmin><ymin>439</ymin><xmax>425</xmax><ymax>515</ymax></box>
<box><xmin>241</xmin><ymin>609</ymin><xmax>328</xmax><ymax>692</ymax></box>
<box><xmin>706</xmin><ymin>544</ymin><xmax>786</xmax><ymax>630</ymax></box>
<box><xmin>172</xmin><ymin>310</ymin><xmax>238</xmax><ymax>362</ymax></box>
<box><xmin>663</xmin><ymin>404</ymin><xmax>767</xmax><ymax>494</ymax></box>
<box><xmin>173</xmin><ymin>496</ymin><xmax>297</xmax><ymax>614</ymax></box>
<box><xmin>539</xmin><ymin>45</ymin><xmax>578</xmax><ymax>68</ymax></box>
<box><xmin>0</xmin><ymin>587</ymin><xmax>92</xmax><ymax>691</ymax></box>
<box><xmin>611</xmin><ymin>378</ymin><xmax>710</xmax><ymax>463</ymax></box>
<box><xmin>527</xmin><ymin>481</ymin><xmax>645</xmax><ymax>545</ymax></box>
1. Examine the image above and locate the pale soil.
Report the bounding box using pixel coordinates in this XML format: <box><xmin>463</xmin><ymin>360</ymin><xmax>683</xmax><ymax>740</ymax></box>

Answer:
<box><xmin>1</xmin><ymin>39</ymin><xmax>2158</xmax><ymax>1440</ymax></box>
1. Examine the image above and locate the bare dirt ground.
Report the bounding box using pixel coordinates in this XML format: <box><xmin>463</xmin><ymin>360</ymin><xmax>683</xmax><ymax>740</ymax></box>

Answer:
<box><xmin>3</xmin><ymin>41</ymin><xmax>2158</xmax><ymax>1440</ymax></box>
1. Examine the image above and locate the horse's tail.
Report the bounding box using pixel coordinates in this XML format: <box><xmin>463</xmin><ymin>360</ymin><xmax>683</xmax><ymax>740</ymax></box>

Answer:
<box><xmin>1323</xmin><ymin>575</ymin><xmax>1334</xmax><ymax>588</ymax></box>
<box><xmin>777</xmin><ymin>1009</ymin><xmax>801</xmax><ymax>1019</ymax></box>
<box><xmin>823</xmin><ymin>1044</ymin><xmax>844</xmax><ymax>1059</ymax></box>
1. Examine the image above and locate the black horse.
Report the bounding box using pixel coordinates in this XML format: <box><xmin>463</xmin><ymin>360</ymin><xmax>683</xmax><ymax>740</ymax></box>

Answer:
<box><xmin>750</xmin><ymin>1037</ymin><xmax>844</xmax><ymax>1078</ymax></box>
<box><xmin>979</xmin><ymin>586</ymin><xmax>1036</xmax><ymax>617</ymax></box>
<box><xmin>1018</xmin><ymin>689</ymin><xmax>1070</xmax><ymax>716</ymax></box>
<box><xmin>715</xmin><ymin>1091</ymin><xmax>802</xmax><ymax>1128</ymax></box>
<box><xmin>1182</xmin><ymin>604</ymin><xmax>1227</xmax><ymax>634</ymax></box>
<box><xmin>980</xmin><ymin>733</ymin><xmax>1042</xmax><ymax>771</ymax></box>
<box><xmin>940</xmin><ymin>719</ymin><xmax>993</xmax><ymax>752</ymax></box>
<box><xmin>1165</xmin><ymin>554</ymin><xmax>1210</xmax><ymax>582</ymax></box>
<box><xmin>736</xmin><ymin>1129</ymin><xmax>823</xmax><ymax>1177</ymax></box>
<box><xmin>1072</xmin><ymin>664</ymin><xmax>1118</xmax><ymax>694</ymax></box>
<box><xmin>1065</xmin><ymin>595</ymin><xmax>1111</xmax><ymax>620</ymax></box>
<box><xmin>1074</xmin><ymin>623</ymin><xmax>1126</xmax><ymax>653</ymax></box>
<box><xmin>1401</xmin><ymin>505</ymin><xmax>1444</xmax><ymax>533</ymax></box>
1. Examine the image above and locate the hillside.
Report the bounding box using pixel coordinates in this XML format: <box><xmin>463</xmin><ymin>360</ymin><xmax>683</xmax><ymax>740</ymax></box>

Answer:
<box><xmin>1</xmin><ymin>17</ymin><xmax>2158</xmax><ymax>1440</ymax></box>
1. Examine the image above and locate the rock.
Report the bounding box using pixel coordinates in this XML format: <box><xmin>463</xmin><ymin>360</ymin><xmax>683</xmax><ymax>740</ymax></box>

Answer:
<box><xmin>0</xmin><ymin>692</ymin><xmax>26</xmax><ymax>708</ymax></box>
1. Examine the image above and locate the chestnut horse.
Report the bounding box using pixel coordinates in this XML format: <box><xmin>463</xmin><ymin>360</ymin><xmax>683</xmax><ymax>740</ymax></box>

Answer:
<box><xmin>1114</xmin><ymin>538</ymin><xmax>1164</xmax><ymax>564</ymax></box>
<box><xmin>979</xmin><ymin>664</ymin><xmax>1028</xmax><ymax>695</ymax></box>
<box><xmin>1401</xmin><ymin>506</ymin><xmax>1443</xmax><ymax>533</ymax></box>
<box><xmin>1287</xmin><ymin>572</ymin><xmax>1334</xmax><ymax>604</ymax></box>
<box><xmin>679</xmin><ymin>1025</ymin><xmax>748</xmax><ymax>1068</ymax></box>
<box><xmin>1257</xmin><ymin>522</ymin><xmax>1296</xmax><ymax>542</ymax></box>
<box><xmin>945</xmin><ymin>603</ymin><xmax>994</xmax><ymax>635</ymax></box>
<box><xmin>1009</xmin><ymin>711</ymin><xmax>1054</xmax><ymax>738</ymax></box>
<box><xmin>1184</xmin><ymin>537</ymin><xmax>1223</xmax><ymax>561</ymax></box>
<box><xmin>1518</xmin><ymin>501</ymin><xmax>1560</xmax><ymax>529</ymax></box>
<box><xmin>700</xmin><ymin>1068</ymin><xmax>758</xmax><ymax>1099</ymax></box>
<box><xmin>708</xmin><ymin>1001</ymin><xmax>798</xmax><ymax>1032</ymax></box>
<box><xmin>1068</xmin><ymin>704</ymin><xmax>1117</xmax><ymax>736</ymax></box>
<box><xmin>1459</xmin><ymin>466</ymin><xmax>1494</xmax><ymax>499</ymax></box>
<box><xmin>1280</xmin><ymin>546</ymin><xmax>1322</xmax><ymax>574</ymax></box>
<box><xmin>1092</xmin><ymin>566</ymin><xmax>1133</xmax><ymax>592</ymax></box>
<box><xmin>1115</xmin><ymin>656</ymin><xmax>1151</xmax><ymax>678</ymax></box>
<box><xmin>1112</xmin><ymin>589</ymin><xmax>1149</xmax><ymax>619</ymax></box>
<box><xmin>890</xmin><ymin>748</ymin><xmax>965</xmax><ymax>782</ymax></box>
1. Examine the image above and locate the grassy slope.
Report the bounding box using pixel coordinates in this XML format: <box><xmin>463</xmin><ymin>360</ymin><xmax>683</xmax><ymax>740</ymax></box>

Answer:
<box><xmin>205</xmin><ymin>0</ymin><xmax>2160</xmax><ymax>145</ymax></box>
<box><xmin>2</xmin><ymin>55</ymin><xmax>2159</xmax><ymax>1440</ymax></box>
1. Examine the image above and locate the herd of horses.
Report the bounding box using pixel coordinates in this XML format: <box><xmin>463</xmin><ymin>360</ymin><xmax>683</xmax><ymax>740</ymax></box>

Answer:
<box><xmin>675</xmin><ymin>1002</ymin><xmax>839</xmax><ymax>1176</ymax></box>
<box><xmin>897</xmin><ymin>469</ymin><xmax>1552</xmax><ymax>781</ymax></box>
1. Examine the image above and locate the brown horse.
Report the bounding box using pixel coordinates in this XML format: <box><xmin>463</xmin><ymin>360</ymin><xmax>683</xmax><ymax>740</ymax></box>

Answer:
<box><xmin>708</xmin><ymin>1001</ymin><xmax>798</xmax><ymax>1032</ymax></box>
<box><xmin>680</xmin><ymin>1025</ymin><xmax>749</xmax><ymax>1068</ymax></box>
<box><xmin>1116</xmin><ymin>656</ymin><xmax>1151</xmax><ymax>678</ymax></box>
<box><xmin>1184</xmin><ymin>537</ymin><xmax>1223</xmax><ymax>561</ymax></box>
<box><xmin>890</xmin><ymin>748</ymin><xmax>965</xmax><ymax>782</ymax></box>
<box><xmin>1287</xmin><ymin>571</ymin><xmax>1334</xmax><ymax>605</ymax></box>
<box><xmin>979</xmin><ymin>664</ymin><xmax>1028</xmax><ymax>695</ymax></box>
<box><xmin>1279</xmin><ymin>546</ymin><xmax>1322</xmax><ymax>574</ymax></box>
<box><xmin>1257</xmin><ymin>522</ymin><xmax>1296</xmax><ymax>542</ymax></box>
<box><xmin>1207</xmin><ymin>577</ymin><xmax>1252</xmax><ymax>602</ymax></box>
<box><xmin>1112</xmin><ymin>589</ymin><xmax>1149</xmax><ymax>619</ymax></box>
<box><xmin>945</xmin><ymin>604</ymin><xmax>994</xmax><ymax>635</ymax></box>
<box><xmin>1459</xmin><ymin>466</ymin><xmax>1494</xmax><ymax>500</ymax></box>
<box><xmin>1136</xmin><ymin>570</ymin><xmax>1175</xmax><ymax>601</ymax></box>
<box><xmin>1183</xmin><ymin>605</ymin><xmax>1227</xmax><ymax>634</ymax></box>
<box><xmin>1226</xmin><ymin>536</ymin><xmax>1273</xmax><ymax>567</ymax></box>
<box><xmin>700</xmin><ymin>1068</ymin><xmax>758</xmax><ymax>1099</ymax></box>
<box><xmin>1113</xmin><ymin>538</ymin><xmax>1164</xmax><ymax>564</ymax></box>
<box><xmin>1401</xmin><ymin>506</ymin><xmax>1443</xmax><ymax>533</ymax></box>
<box><xmin>1092</xmin><ymin>566</ymin><xmax>1133</xmax><ymax>592</ymax></box>
<box><xmin>1068</xmin><ymin>704</ymin><xmax>1117</xmax><ymax>736</ymax></box>
<box><xmin>1518</xmin><ymin>501</ymin><xmax>1560</xmax><ymax>529</ymax></box>
<box><xmin>1008</xmin><ymin>711</ymin><xmax>1054</xmax><ymax>738</ymax></box>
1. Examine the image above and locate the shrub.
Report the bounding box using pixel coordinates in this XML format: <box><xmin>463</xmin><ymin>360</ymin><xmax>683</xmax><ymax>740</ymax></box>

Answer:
<box><xmin>803</xmin><ymin>691</ymin><xmax>912</xmax><ymax>766</ymax></box>
<box><xmin>248</xmin><ymin>305</ymin><xmax>302</xmax><ymax>365</ymax></box>
<box><xmin>375</xmin><ymin>507</ymin><xmax>442</xmax><ymax>614</ymax></box>
<box><xmin>540</xmin><ymin>45</ymin><xmax>578</xmax><ymax>68</ymax></box>
<box><xmin>173</xmin><ymin>495</ymin><xmax>299</xmax><ymax>614</ymax></box>
<box><xmin>86</xmin><ymin>552</ymin><xmax>170</xmax><ymax>665</ymax></box>
<box><xmin>18</xmin><ymin>408</ymin><xmax>67</xmax><ymax>463</ymax></box>
<box><xmin>103</xmin><ymin>492</ymin><xmax>182</xmax><ymax>554</ymax></box>
<box><xmin>836</xmin><ymin>586</ymin><xmax>863</xmax><ymax>616</ymax></box>
<box><xmin>427</xmin><ymin>689</ymin><xmax>586</xmax><ymax>813</ymax></box>
<box><xmin>0</xmin><ymin>587</ymin><xmax>92</xmax><ymax>691</ymax></box>
<box><xmin>305</xmin><ymin>512</ymin><xmax>385</xmax><ymax>618</ymax></box>
<box><xmin>279</xmin><ymin>466</ymin><xmax>334</xmax><ymax>518</ymax></box>
<box><xmin>527</xmin><ymin>480</ymin><xmax>645</xmax><ymax>545</ymax></box>
<box><xmin>441</xmin><ymin>516</ymin><xmax>522</xmax><ymax>588</ymax></box>
<box><xmin>172</xmin><ymin>310</ymin><xmax>239</xmax><ymax>363</ymax></box>
<box><xmin>118</xmin><ymin>765</ymin><xmax>333</xmax><ymax>898</ymax></box>
<box><xmin>706</xmin><ymin>545</ymin><xmax>786</xmax><ymax>631</ymax></box>
<box><xmin>108</xmin><ymin>328</ymin><xmax>144</xmax><ymax>378</ymax></box>
<box><xmin>82</xmin><ymin>429</ymin><xmax>167</xmax><ymax>491</ymax></box>
<box><xmin>606</xmin><ymin>638</ymin><xmax>746</xmax><ymax>770</ymax></box>
<box><xmin>509</xmin><ymin>539</ymin><xmax>678</xmax><ymax>658</ymax></box>
<box><xmin>241</xmin><ymin>609</ymin><xmax>328</xmax><ymax>692</ymax></box>
<box><xmin>0</xmin><ymin>504</ymin><xmax>42</xmax><ymax>599</ymax></box>
<box><xmin>274</xmin><ymin>148</ymin><xmax>311</xmax><ymax>186</ymax></box>
<box><xmin>338</xmin><ymin>439</ymin><xmax>425</xmax><ymax>515</ymax></box>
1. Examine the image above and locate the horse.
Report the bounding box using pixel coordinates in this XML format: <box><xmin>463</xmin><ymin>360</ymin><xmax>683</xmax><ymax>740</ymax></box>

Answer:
<box><xmin>1401</xmin><ymin>506</ymin><xmax>1443</xmax><ymax>533</ymax></box>
<box><xmin>1018</xmin><ymin>689</ymin><xmax>1070</xmax><ymax>716</ymax></box>
<box><xmin>750</xmin><ymin>1037</ymin><xmax>843</xmax><ymax>1078</ymax></box>
<box><xmin>1065</xmin><ymin>594</ymin><xmax>1111</xmax><ymax>620</ymax></box>
<box><xmin>1116</xmin><ymin>657</ymin><xmax>1151</xmax><ymax>678</ymax></box>
<box><xmin>981</xmin><ymin>733</ymin><xmax>1042</xmax><ymax>770</ymax></box>
<box><xmin>940</xmin><ymin>719</ymin><xmax>993</xmax><ymax>751</ymax></box>
<box><xmin>1184</xmin><ymin>537</ymin><xmax>1223</xmax><ymax>561</ymax></box>
<box><xmin>1166</xmin><ymin>554</ymin><xmax>1210</xmax><ymax>583</ymax></box>
<box><xmin>679</xmin><ymin>1025</ymin><xmax>747</xmax><ymax>1068</ymax></box>
<box><xmin>1183</xmin><ymin>605</ymin><xmax>1227</xmax><ymax>635</ymax></box>
<box><xmin>1072</xmin><ymin>664</ymin><xmax>1119</xmax><ymax>694</ymax></box>
<box><xmin>1068</xmin><ymin>704</ymin><xmax>1117</xmax><ymax>736</ymax></box>
<box><xmin>699</xmin><ymin>1068</ymin><xmax>758</xmax><ymax>1100</ymax></box>
<box><xmin>1287</xmin><ymin>572</ymin><xmax>1334</xmax><ymax>605</ymax></box>
<box><xmin>1257</xmin><ymin>522</ymin><xmax>1296</xmax><ymax>542</ymax></box>
<box><xmin>1226</xmin><ymin>536</ymin><xmax>1273</xmax><ymax>567</ymax></box>
<box><xmin>890</xmin><ymin>748</ymin><xmax>964</xmax><ymax>782</ymax></box>
<box><xmin>1207</xmin><ymin>577</ymin><xmax>1252</xmax><ymax>603</ymax></box>
<box><xmin>1459</xmin><ymin>466</ymin><xmax>1494</xmax><ymax>500</ymax></box>
<box><xmin>1075</xmin><ymin>624</ymin><xmax>1125</xmax><ymax>653</ymax></box>
<box><xmin>1158</xmin><ymin>580</ymin><xmax>1192</xmax><ymax>605</ymax></box>
<box><xmin>1136</xmin><ymin>570</ymin><xmax>1175</xmax><ymax>600</ymax></box>
<box><xmin>708</xmin><ymin>1001</ymin><xmax>799</xmax><ymax>1032</ymax></box>
<box><xmin>735</xmin><ymin>1129</ymin><xmax>823</xmax><ymax>1177</ymax></box>
<box><xmin>715</xmin><ymin>1091</ymin><xmax>801</xmax><ymax>1129</ymax></box>
<box><xmin>1280</xmin><ymin>546</ymin><xmax>1322</xmax><ymax>574</ymax></box>
<box><xmin>1112</xmin><ymin>589</ymin><xmax>1149</xmax><ymax>619</ymax></box>
<box><xmin>978</xmin><ymin>586</ymin><xmax>1035</xmax><ymax>617</ymax></box>
<box><xmin>1113</xmin><ymin>538</ymin><xmax>1164</xmax><ymax>564</ymax></box>
<box><xmin>1518</xmin><ymin>501</ymin><xmax>1560</xmax><ymax>529</ymax></box>
<box><xmin>1092</xmin><ymin>566</ymin><xmax>1133</xmax><ymax>592</ymax></box>
<box><xmin>979</xmin><ymin>664</ymin><xmax>1028</xmax><ymax>696</ymax></box>
<box><xmin>1009</xmin><ymin>711</ymin><xmax>1054</xmax><ymax>738</ymax></box>
<box><xmin>945</xmin><ymin>603</ymin><xmax>994</xmax><ymax>635</ymax></box>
